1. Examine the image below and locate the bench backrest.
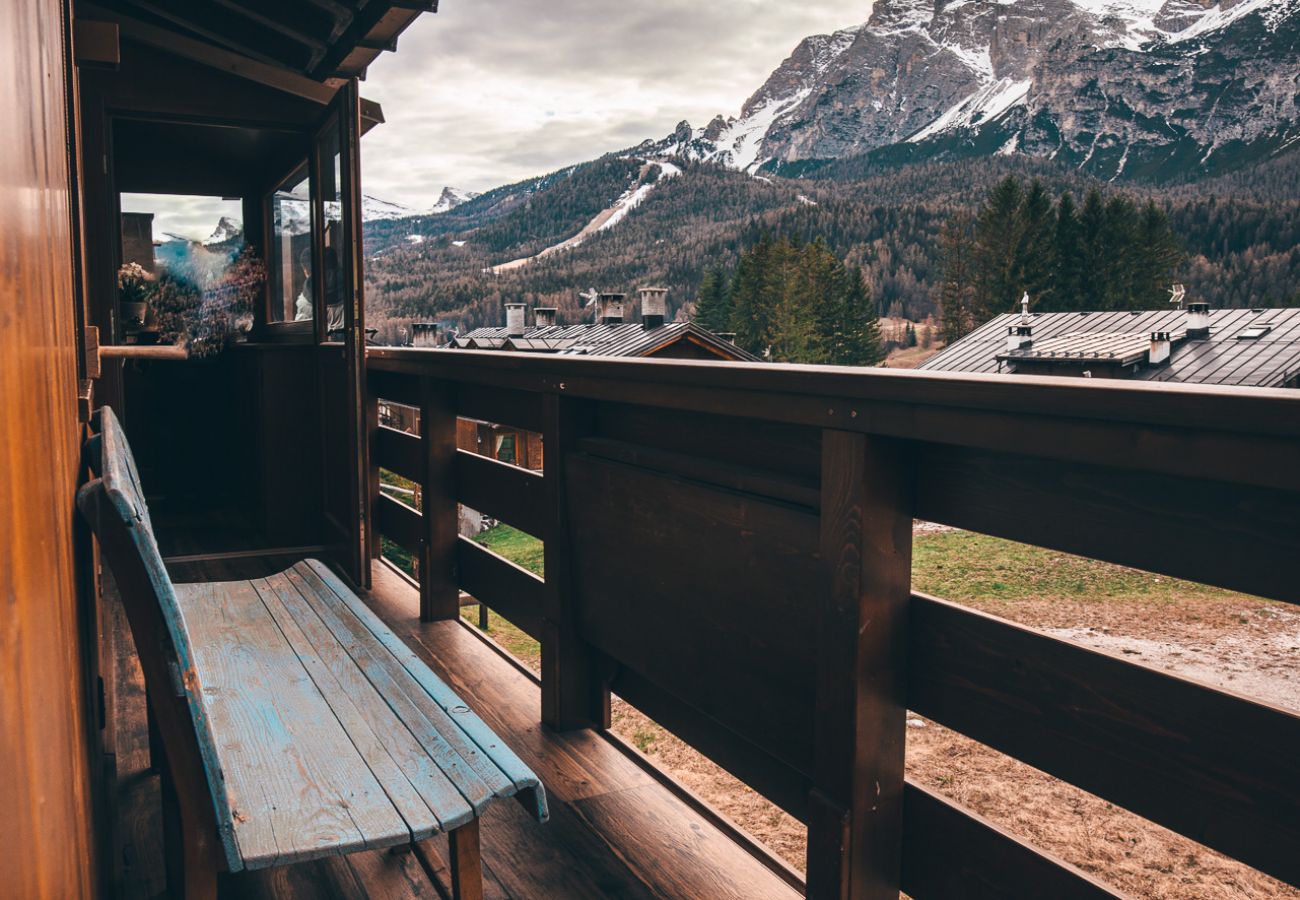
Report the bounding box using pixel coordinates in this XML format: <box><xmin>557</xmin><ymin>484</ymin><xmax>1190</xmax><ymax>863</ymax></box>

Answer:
<box><xmin>78</xmin><ymin>407</ymin><xmax>239</xmax><ymax>870</ymax></box>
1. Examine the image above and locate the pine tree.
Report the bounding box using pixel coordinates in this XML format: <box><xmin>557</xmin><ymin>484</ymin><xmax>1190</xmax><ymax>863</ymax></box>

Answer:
<box><xmin>972</xmin><ymin>176</ymin><xmax>1027</xmax><ymax>322</ymax></box>
<box><xmin>1078</xmin><ymin>189</ymin><xmax>1108</xmax><ymax>310</ymax></box>
<box><xmin>694</xmin><ymin>266</ymin><xmax>732</xmax><ymax>332</ymax></box>
<box><xmin>937</xmin><ymin>211</ymin><xmax>977</xmax><ymax>343</ymax></box>
<box><xmin>1018</xmin><ymin>180</ymin><xmax>1056</xmax><ymax>305</ymax></box>
<box><xmin>1052</xmin><ymin>192</ymin><xmax>1083</xmax><ymax>311</ymax></box>
<box><xmin>1132</xmin><ymin>201</ymin><xmax>1184</xmax><ymax>307</ymax></box>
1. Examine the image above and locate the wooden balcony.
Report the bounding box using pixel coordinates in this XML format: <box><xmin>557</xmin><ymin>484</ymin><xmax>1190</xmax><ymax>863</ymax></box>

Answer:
<box><xmin>360</xmin><ymin>348</ymin><xmax>1300</xmax><ymax>899</ymax></box>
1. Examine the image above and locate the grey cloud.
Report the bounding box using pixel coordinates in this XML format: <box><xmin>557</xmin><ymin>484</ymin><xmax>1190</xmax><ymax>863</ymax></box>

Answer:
<box><xmin>361</xmin><ymin>1</ymin><xmax>868</xmax><ymax>205</ymax></box>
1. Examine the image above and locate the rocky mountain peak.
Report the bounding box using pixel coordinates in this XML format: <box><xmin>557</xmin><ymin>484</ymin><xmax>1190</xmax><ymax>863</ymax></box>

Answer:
<box><xmin>638</xmin><ymin>0</ymin><xmax>1300</xmax><ymax>181</ymax></box>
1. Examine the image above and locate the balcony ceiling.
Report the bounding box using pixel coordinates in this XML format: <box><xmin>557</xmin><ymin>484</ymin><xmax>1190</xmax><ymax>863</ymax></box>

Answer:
<box><xmin>82</xmin><ymin>0</ymin><xmax>435</xmax><ymax>81</ymax></box>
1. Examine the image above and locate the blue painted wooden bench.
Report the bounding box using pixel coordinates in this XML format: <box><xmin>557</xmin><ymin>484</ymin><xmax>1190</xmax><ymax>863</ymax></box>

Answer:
<box><xmin>78</xmin><ymin>407</ymin><xmax>547</xmax><ymax>899</ymax></box>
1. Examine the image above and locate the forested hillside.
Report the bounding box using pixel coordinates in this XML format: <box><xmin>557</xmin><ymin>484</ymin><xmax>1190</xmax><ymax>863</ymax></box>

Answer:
<box><xmin>362</xmin><ymin>150</ymin><xmax>1300</xmax><ymax>344</ymax></box>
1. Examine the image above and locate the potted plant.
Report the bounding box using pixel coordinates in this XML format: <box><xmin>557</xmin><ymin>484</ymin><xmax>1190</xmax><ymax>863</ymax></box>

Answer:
<box><xmin>116</xmin><ymin>262</ymin><xmax>156</xmax><ymax>336</ymax></box>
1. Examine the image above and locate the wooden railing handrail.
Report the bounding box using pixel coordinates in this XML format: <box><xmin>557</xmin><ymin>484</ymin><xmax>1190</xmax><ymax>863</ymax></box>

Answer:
<box><xmin>363</xmin><ymin>352</ymin><xmax>1300</xmax><ymax>899</ymax></box>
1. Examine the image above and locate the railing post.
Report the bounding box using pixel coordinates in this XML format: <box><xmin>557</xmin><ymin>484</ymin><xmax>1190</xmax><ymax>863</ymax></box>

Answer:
<box><xmin>539</xmin><ymin>394</ymin><xmax>607</xmax><ymax>730</ymax></box>
<box><xmin>365</xmin><ymin>380</ymin><xmax>381</xmax><ymax>580</ymax></box>
<box><xmin>419</xmin><ymin>376</ymin><xmax>459</xmax><ymax>622</ymax></box>
<box><xmin>808</xmin><ymin>430</ymin><xmax>913</xmax><ymax>900</ymax></box>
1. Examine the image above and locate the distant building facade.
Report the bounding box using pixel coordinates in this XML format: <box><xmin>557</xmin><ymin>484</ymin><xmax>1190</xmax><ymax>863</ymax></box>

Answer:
<box><xmin>922</xmin><ymin>303</ymin><xmax>1300</xmax><ymax>388</ymax></box>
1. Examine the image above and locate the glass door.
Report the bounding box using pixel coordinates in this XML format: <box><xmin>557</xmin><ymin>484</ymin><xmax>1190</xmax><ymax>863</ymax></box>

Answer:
<box><xmin>314</xmin><ymin>80</ymin><xmax>367</xmax><ymax>586</ymax></box>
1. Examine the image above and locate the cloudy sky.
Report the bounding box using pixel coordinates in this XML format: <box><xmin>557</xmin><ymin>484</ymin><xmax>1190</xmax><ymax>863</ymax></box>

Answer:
<box><xmin>361</xmin><ymin>1</ymin><xmax>868</xmax><ymax>208</ymax></box>
<box><xmin>130</xmin><ymin>1</ymin><xmax>867</xmax><ymax>237</ymax></box>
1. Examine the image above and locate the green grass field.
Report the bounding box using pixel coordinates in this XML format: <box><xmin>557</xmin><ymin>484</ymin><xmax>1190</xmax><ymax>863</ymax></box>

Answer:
<box><xmin>455</xmin><ymin>524</ymin><xmax>1247</xmax><ymax>671</ymax></box>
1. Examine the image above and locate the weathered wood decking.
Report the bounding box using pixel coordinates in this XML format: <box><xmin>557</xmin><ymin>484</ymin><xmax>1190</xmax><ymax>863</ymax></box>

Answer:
<box><xmin>107</xmin><ymin>556</ymin><xmax>800</xmax><ymax>899</ymax></box>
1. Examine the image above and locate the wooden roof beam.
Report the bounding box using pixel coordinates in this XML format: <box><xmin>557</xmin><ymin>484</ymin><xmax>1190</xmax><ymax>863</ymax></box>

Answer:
<box><xmin>210</xmin><ymin>0</ymin><xmax>334</xmax><ymax>69</ymax></box>
<box><xmin>311</xmin><ymin>1</ymin><xmax>432</xmax><ymax>79</ymax></box>
<box><xmin>81</xmin><ymin>2</ymin><xmax>337</xmax><ymax>104</ymax></box>
<box><xmin>110</xmin><ymin>0</ymin><xmax>316</xmax><ymax>72</ymax></box>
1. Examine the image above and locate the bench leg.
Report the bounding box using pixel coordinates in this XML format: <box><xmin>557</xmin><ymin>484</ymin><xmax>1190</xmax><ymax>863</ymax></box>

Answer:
<box><xmin>448</xmin><ymin>820</ymin><xmax>483</xmax><ymax>900</ymax></box>
<box><xmin>159</xmin><ymin>744</ymin><xmax>221</xmax><ymax>900</ymax></box>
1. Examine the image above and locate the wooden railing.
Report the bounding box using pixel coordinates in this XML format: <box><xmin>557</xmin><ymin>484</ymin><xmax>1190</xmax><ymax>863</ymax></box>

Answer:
<box><xmin>366</xmin><ymin>348</ymin><xmax>1300</xmax><ymax>900</ymax></box>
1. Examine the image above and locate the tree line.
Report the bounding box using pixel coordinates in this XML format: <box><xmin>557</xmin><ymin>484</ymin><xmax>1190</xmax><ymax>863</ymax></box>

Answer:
<box><xmin>694</xmin><ymin>235</ymin><xmax>884</xmax><ymax>366</ymax></box>
<box><xmin>937</xmin><ymin>177</ymin><xmax>1185</xmax><ymax>343</ymax></box>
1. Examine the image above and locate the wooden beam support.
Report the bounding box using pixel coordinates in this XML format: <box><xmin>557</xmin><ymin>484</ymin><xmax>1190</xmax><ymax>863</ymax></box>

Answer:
<box><xmin>419</xmin><ymin>378</ymin><xmax>459</xmax><ymax>621</ymax></box>
<box><xmin>74</xmin><ymin>19</ymin><xmax>120</xmax><ymax>68</ymax></box>
<box><xmin>540</xmin><ymin>395</ymin><xmax>606</xmax><ymax>731</ymax></box>
<box><xmin>807</xmin><ymin>431</ymin><xmax>913</xmax><ymax>900</ymax></box>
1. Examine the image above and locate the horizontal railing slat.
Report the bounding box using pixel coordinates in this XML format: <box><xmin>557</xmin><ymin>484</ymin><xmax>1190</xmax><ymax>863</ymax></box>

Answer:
<box><xmin>375</xmin><ymin>493</ymin><xmax>422</xmax><ymax>556</ymax></box>
<box><xmin>456</xmin><ymin>450</ymin><xmax>547</xmax><ymax>539</ymax></box>
<box><xmin>901</xmin><ymin>781</ymin><xmax>1123</xmax><ymax>899</ymax></box>
<box><xmin>907</xmin><ymin>593</ymin><xmax>1300</xmax><ymax>889</ymax></box>
<box><xmin>370</xmin><ymin>368</ymin><xmax>424</xmax><ymax>407</ymax></box>
<box><xmin>455</xmin><ymin>537</ymin><xmax>545</xmax><ymax>640</ymax></box>
<box><xmin>457</xmin><ymin>382</ymin><xmax>544</xmax><ymax>433</ymax></box>
<box><xmin>376</xmin><ymin>425</ymin><xmax>423</xmax><ymax>484</ymax></box>
<box><xmin>913</xmin><ymin>443</ymin><xmax>1300</xmax><ymax>604</ymax></box>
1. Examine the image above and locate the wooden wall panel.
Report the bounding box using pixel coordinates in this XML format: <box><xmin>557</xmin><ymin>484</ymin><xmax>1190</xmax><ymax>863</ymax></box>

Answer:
<box><xmin>0</xmin><ymin>0</ymin><xmax>98</xmax><ymax>896</ymax></box>
<box><xmin>566</xmin><ymin>452</ymin><xmax>821</xmax><ymax>777</ymax></box>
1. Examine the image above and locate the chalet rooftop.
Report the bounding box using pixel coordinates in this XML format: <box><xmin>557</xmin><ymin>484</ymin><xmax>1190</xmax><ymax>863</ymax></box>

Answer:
<box><xmin>921</xmin><ymin>306</ymin><xmax>1300</xmax><ymax>387</ymax></box>
<box><xmin>455</xmin><ymin>321</ymin><xmax>760</xmax><ymax>360</ymax></box>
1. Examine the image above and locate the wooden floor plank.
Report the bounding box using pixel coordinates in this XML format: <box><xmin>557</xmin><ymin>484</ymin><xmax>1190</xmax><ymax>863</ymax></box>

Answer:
<box><xmin>177</xmin><ymin>580</ymin><xmax>406</xmax><ymax>868</ymax></box>
<box><xmin>254</xmin><ymin>574</ymin><xmax>447</xmax><ymax>839</ymax></box>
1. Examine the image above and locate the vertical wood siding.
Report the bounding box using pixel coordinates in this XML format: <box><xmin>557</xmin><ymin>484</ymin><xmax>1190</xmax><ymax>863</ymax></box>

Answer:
<box><xmin>0</xmin><ymin>0</ymin><xmax>97</xmax><ymax>896</ymax></box>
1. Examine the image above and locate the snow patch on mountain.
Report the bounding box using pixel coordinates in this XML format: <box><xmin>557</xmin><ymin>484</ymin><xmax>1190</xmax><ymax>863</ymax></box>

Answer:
<box><xmin>909</xmin><ymin>78</ymin><xmax>1032</xmax><ymax>142</ymax></box>
<box><xmin>203</xmin><ymin>216</ymin><xmax>242</xmax><ymax>245</ymax></box>
<box><xmin>362</xmin><ymin>194</ymin><xmax>417</xmax><ymax>221</ymax></box>
<box><xmin>431</xmin><ymin>186</ymin><xmax>481</xmax><ymax>214</ymax></box>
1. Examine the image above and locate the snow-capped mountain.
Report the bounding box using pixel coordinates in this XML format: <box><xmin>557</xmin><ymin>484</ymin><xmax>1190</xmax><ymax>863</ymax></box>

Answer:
<box><xmin>203</xmin><ymin>216</ymin><xmax>243</xmax><ymax>246</ymax></box>
<box><xmin>430</xmin><ymin>186</ymin><xmax>482</xmax><ymax>214</ymax></box>
<box><xmin>362</xmin><ymin>194</ymin><xmax>419</xmax><ymax>221</ymax></box>
<box><xmin>640</xmin><ymin>0</ymin><xmax>1300</xmax><ymax>179</ymax></box>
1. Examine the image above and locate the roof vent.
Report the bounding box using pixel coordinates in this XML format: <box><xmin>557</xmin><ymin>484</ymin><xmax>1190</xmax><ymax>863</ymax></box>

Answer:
<box><xmin>1006</xmin><ymin>324</ymin><xmax>1033</xmax><ymax>352</ymax></box>
<box><xmin>1238</xmin><ymin>324</ymin><xmax>1273</xmax><ymax>340</ymax></box>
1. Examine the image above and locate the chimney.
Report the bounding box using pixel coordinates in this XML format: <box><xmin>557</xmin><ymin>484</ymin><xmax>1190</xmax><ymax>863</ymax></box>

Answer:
<box><xmin>411</xmin><ymin>322</ymin><xmax>439</xmax><ymax>348</ymax></box>
<box><xmin>596</xmin><ymin>292</ymin><xmax>625</xmax><ymax>325</ymax></box>
<box><xmin>534</xmin><ymin>307</ymin><xmax>557</xmax><ymax>328</ymax></box>
<box><xmin>718</xmin><ymin>332</ymin><xmax>737</xmax><ymax>344</ymax></box>
<box><xmin>1007</xmin><ymin>292</ymin><xmax>1034</xmax><ymax>350</ymax></box>
<box><xmin>1186</xmin><ymin>301</ymin><xmax>1210</xmax><ymax>339</ymax></box>
<box><xmin>1149</xmin><ymin>330</ymin><xmax>1172</xmax><ymax>365</ymax></box>
<box><xmin>505</xmin><ymin>303</ymin><xmax>527</xmax><ymax>337</ymax></box>
<box><xmin>1006</xmin><ymin>324</ymin><xmax>1033</xmax><ymax>352</ymax></box>
<box><xmin>639</xmin><ymin>286</ymin><xmax>668</xmax><ymax>329</ymax></box>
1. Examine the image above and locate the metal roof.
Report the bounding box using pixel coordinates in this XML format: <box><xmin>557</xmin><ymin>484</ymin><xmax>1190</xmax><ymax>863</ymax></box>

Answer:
<box><xmin>454</xmin><ymin>322</ymin><xmax>760</xmax><ymax>361</ymax></box>
<box><xmin>921</xmin><ymin>307</ymin><xmax>1300</xmax><ymax>387</ymax></box>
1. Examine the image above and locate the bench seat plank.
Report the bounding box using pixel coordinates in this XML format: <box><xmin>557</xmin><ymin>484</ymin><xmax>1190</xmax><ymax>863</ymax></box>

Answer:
<box><xmin>256</xmin><ymin>572</ymin><xmax>471</xmax><ymax>834</ymax></box>
<box><xmin>298</xmin><ymin>559</ymin><xmax>549</xmax><ymax>821</ymax></box>
<box><xmin>252</xmin><ymin>574</ymin><xmax>449</xmax><ymax>838</ymax></box>
<box><xmin>175</xmin><ymin>580</ymin><xmax>409</xmax><ymax>869</ymax></box>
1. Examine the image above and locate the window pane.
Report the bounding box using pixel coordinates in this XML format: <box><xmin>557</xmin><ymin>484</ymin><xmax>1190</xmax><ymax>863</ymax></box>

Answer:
<box><xmin>269</xmin><ymin>165</ymin><xmax>312</xmax><ymax>324</ymax></box>
<box><xmin>320</xmin><ymin>125</ymin><xmax>346</xmax><ymax>342</ymax></box>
